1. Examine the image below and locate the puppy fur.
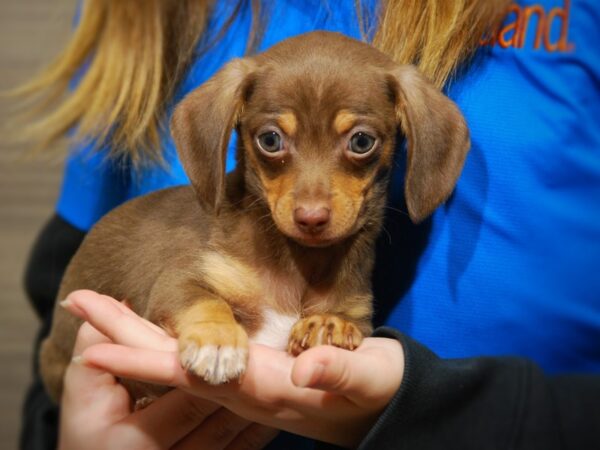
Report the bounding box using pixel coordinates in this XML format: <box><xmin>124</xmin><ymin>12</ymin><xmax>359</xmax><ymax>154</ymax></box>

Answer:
<box><xmin>40</xmin><ymin>31</ymin><xmax>469</xmax><ymax>402</ymax></box>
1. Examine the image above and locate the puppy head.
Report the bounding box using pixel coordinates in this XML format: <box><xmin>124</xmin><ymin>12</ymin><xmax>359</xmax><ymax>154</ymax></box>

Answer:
<box><xmin>171</xmin><ymin>32</ymin><xmax>469</xmax><ymax>246</ymax></box>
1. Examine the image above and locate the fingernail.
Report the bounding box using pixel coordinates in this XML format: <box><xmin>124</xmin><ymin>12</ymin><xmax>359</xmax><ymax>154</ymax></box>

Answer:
<box><xmin>60</xmin><ymin>299</ymin><xmax>87</xmax><ymax>319</ymax></box>
<box><xmin>59</xmin><ymin>299</ymin><xmax>72</xmax><ymax>308</ymax></box>
<box><xmin>71</xmin><ymin>355</ymin><xmax>87</xmax><ymax>365</ymax></box>
<box><xmin>296</xmin><ymin>362</ymin><xmax>325</xmax><ymax>388</ymax></box>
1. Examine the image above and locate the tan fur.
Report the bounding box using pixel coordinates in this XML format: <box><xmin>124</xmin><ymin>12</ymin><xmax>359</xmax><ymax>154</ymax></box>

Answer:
<box><xmin>333</xmin><ymin>110</ymin><xmax>357</xmax><ymax>135</ymax></box>
<box><xmin>39</xmin><ymin>32</ymin><xmax>470</xmax><ymax>403</ymax></box>
<box><xmin>199</xmin><ymin>251</ymin><xmax>263</xmax><ymax>302</ymax></box>
<box><xmin>175</xmin><ymin>300</ymin><xmax>249</xmax><ymax>385</ymax></box>
<box><xmin>277</xmin><ymin>112</ymin><xmax>298</xmax><ymax>137</ymax></box>
<box><xmin>340</xmin><ymin>299</ymin><xmax>373</xmax><ymax>322</ymax></box>
<box><xmin>288</xmin><ymin>314</ymin><xmax>363</xmax><ymax>356</ymax></box>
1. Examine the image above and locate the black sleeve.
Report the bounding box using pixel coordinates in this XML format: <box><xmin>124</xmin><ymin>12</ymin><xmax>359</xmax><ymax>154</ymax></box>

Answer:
<box><xmin>352</xmin><ymin>327</ymin><xmax>600</xmax><ymax>450</ymax></box>
<box><xmin>23</xmin><ymin>214</ymin><xmax>86</xmax><ymax>320</ymax></box>
<box><xmin>20</xmin><ymin>214</ymin><xmax>86</xmax><ymax>450</ymax></box>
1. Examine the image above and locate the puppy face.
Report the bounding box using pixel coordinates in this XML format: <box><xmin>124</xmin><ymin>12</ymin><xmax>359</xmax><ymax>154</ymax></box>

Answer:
<box><xmin>171</xmin><ymin>32</ymin><xmax>470</xmax><ymax>245</ymax></box>
<box><xmin>238</xmin><ymin>64</ymin><xmax>398</xmax><ymax>246</ymax></box>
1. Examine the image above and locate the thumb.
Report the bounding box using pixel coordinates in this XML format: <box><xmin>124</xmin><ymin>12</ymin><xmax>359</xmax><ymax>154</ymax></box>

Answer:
<box><xmin>290</xmin><ymin>345</ymin><xmax>376</xmax><ymax>407</ymax></box>
<box><xmin>290</xmin><ymin>339</ymin><xmax>404</xmax><ymax>409</ymax></box>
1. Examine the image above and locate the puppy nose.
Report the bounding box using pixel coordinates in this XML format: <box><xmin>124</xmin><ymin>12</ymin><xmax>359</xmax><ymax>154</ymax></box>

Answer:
<box><xmin>294</xmin><ymin>206</ymin><xmax>330</xmax><ymax>234</ymax></box>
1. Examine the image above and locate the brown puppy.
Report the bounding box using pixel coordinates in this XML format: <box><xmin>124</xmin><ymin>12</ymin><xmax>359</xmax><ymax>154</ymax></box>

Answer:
<box><xmin>39</xmin><ymin>31</ymin><xmax>469</xmax><ymax>402</ymax></box>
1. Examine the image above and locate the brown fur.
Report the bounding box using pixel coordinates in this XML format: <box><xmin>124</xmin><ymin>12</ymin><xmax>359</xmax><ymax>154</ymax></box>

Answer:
<box><xmin>39</xmin><ymin>31</ymin><xmax>470</xmax><ymax>402</ymax></box>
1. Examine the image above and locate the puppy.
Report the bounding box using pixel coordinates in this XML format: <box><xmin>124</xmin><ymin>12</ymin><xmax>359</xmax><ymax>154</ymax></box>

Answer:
<box><xmin>40</xmin><ymin>31</ymin><xmax>469</xmax><ymax>402</ymax></box>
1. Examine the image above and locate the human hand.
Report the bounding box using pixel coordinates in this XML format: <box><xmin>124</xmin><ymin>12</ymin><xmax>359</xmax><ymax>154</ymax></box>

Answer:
<box><xmin>59</xmin><ymin>293</ymin><xmax>278</xmax><ymax>450</ymax></box>
<box><xmin>62</xmin><ymin>290</ymin><xmax>405</xmax><ymax>448</ymax></box>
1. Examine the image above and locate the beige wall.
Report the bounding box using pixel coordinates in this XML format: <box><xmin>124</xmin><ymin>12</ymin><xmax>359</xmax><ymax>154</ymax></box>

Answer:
<box><xmin>0</xmin><ymin>1</ymin><xmax>76</xmax><ymax>447</ymax></box>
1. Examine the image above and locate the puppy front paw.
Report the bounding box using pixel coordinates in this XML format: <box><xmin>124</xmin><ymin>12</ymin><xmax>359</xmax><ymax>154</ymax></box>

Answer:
<box><xmin>178</xmin><ymin>322</ymin><xmax>248</xmax><ymax>384</ymax></box>
<box><xmin>287</xmin><ymin>314</ymin><xmax>363</xmax><ymax>356</ymax></box>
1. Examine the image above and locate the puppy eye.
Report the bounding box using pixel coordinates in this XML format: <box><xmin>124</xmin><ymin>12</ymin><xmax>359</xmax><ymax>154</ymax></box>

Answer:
<box><xmin>257</xmin><ymin>131</ymin><xmax>283</xmax><ymax>153</ymax></box>
<box><xmin>349</xmin><ymin>132</ymin><xmax>376</xmax><ymax>155</ymax></box>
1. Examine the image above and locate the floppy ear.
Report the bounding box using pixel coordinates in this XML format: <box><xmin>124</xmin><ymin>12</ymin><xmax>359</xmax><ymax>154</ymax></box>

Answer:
<box><xmin>170</xmin><ymin>58</ymin><xmax>256</xmax><ymax>213</ymax></box>
<box><xmin>388</xmin><ymin>66</ymin><xmax>470</xmax><ymax>223</ymax></box>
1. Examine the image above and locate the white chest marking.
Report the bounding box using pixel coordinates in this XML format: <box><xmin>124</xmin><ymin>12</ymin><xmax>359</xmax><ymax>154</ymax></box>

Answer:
<box><xmin>250</xmin><ymin>308</ymin><xmax>299</xmax><ymax>351</ymax></box>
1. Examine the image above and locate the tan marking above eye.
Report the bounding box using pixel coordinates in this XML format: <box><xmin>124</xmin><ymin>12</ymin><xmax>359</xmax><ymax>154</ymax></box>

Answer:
<box><xmin>277</xmin><ymin>112</ymin><xmax>297</xmax><ymax>137</ymax></box>
<box><xmin>334</xmin><ymin>110</ymin><xmax>357</xmax><ymax>135</ymax></box>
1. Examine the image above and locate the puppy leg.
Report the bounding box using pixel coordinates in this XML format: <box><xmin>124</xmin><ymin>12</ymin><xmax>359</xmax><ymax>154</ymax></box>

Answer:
<box><xmin>39</xmin><ymin>306</ymin><xmax>85</xmax><ymax>403</ymax></box>
<box><xmin>39</xmin><ymin>337</ymin><xmax>72</xmax><ymax>402</ymax></box>
<box><xmin>173</xmin><ymin>298</ymin><xmax>249</xmax><ymax>385</ymax></box>
<box><xmin>287</xmin><ymin>314</ymin><xmax>363</xmax><ymax>356</ymax></box>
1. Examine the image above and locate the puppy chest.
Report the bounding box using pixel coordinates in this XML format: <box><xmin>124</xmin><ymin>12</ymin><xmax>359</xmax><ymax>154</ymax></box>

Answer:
<box><xmin>200</xmin><ymin>251</ymin><xmax>341</xmax><ymax>349</ymax></box>
<box><xmin>250</xmin><ymin>308</ymin><xmax>299</xmax><ymax>350</ymax></box>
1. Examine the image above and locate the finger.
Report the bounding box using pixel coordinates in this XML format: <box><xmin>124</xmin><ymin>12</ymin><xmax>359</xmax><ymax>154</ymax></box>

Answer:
<box><xmin>69</xmin><ymin>322</ymin><xmax>125</xmax><ymax>394</ymax></box>
<box><xmin>172</xmin><ymin>408</ymin><xmax>252</xmax><ymax>450</ymax></box>
<box><xmin>63</xmin><ymin>290</ymin><xmax>176</xmax><ymax>352</ymax></box>
<box><xmin>62</xmin><ymin>289</ymin><xmax>167</xmax><ymax>334</ymax></box>
<box><xmin>81</xmin><ymin>343</ymin><xmax>188</xmax><ymax>388</ymax></box>
<box><xmin>82</xmin><ymin>342</ymin><xmax>334</xmax><ymax>408</ymax></box>
<box><xmin>290</xmin><ymin>340</ymin><xmax>404</xmax><ymax>408</ymax></box>
<box><xmin>82</xmin><ymin>343</ymin><xmax>285</xmax><ymax>396</ymax></box>
<box><xmin>72</xmin><ymin>321</ymin><xmax>111</xmax><ymax>355</ymax></box>
<box><xmin>120</xmin><ymin>390</ymin><xmax>221</xmax><ymax>448</ymax></box>
<box><xmin>109</xmin><ymin>296</ymin><xmax>167</xmax><ymax>334</ymax></box>
<box><xmin>64</xmin><ymin>289</ymin><xmax>166</xmax><ymax>334</ymax></box>
<box><xmin>225</xmin><ymin>424</ymin><xmax>279</xmax><ymax>450</ymax></box>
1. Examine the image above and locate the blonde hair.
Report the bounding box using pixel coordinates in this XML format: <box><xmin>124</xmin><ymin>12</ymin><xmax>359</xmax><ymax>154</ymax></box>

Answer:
<box><xmin>373</xmin><ymin>0</ymin><xmax>510</xmax><ymax>88</ymax></box>
<box><xmin>14</xmin><ymin>0</ymin><xmax>508</xmax><ymax>164</ymax></box>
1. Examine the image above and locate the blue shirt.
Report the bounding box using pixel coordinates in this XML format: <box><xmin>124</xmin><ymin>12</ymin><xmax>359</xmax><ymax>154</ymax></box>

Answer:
<box><xmin>57</xmin><ymin>0</ymin><xmax>600</xmax><ymax>375</ymax></box>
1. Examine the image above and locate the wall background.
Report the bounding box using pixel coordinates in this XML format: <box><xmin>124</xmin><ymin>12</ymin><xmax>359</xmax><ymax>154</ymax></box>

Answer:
<box><xmin>0</xmin><ymin>0</ymin><xmax>76</xmax><ymax>447</ymax></box>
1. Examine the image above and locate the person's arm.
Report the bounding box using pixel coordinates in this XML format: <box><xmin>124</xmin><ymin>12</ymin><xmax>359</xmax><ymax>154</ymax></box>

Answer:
<box><xmin>353</xmin><ymin>327</ymin><xmax>600</xmax><ymax>450</ymax></box>
<box><xmin>61</xmin><ymin>291</ymin><xmax>600</xmax><ymax>450</ymax></box>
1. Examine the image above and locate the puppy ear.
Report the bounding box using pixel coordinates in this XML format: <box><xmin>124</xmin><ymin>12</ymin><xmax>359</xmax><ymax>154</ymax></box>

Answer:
<box><xmin>388</xmin><ymin>66</ymin><xmax>470</xmax><ymax>223</ymax></box>
<box><xmin>170</xmin><ymin>58</ymin><xmax>256</xmax><ymax>213</ymax></box>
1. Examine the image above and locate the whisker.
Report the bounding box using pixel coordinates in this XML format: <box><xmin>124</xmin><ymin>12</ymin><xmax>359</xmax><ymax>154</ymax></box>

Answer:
<box><xmin>380</xmin><ymin>224</ymin><xmax>392</xmax><ymax>244</ymax></box>
<box><xmin>245</xmin><ymin>197</ymin><xmax>263</xmax><ymax>210</ymax></box>
<box><xmin>384</xmin><ymin>205</ymin><xmax>409</xmax><ymax>217</ymax></box>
